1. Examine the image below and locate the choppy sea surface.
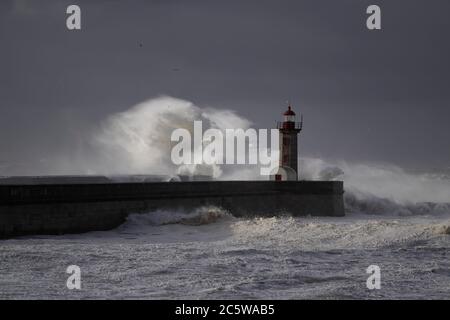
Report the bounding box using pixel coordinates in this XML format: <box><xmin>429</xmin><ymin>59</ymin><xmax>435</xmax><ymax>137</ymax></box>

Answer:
<box><xmin>1</xmin><ymin>204</ymin><xmax>449</xmax><ymax>299</ymax></box>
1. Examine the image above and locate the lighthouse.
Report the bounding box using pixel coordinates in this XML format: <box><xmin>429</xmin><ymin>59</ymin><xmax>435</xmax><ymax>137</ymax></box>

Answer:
<box><xmin>272</xmin><ymin>104</ymin><xmax>303</xmax><ymax>181</ymax></box>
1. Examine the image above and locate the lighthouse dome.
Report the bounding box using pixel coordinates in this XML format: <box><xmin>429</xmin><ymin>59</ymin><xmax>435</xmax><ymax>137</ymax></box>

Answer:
<box><xmin>284</xmin><ymin>106</ymin><xmax>296</xmax><ymax>116</ymax></box>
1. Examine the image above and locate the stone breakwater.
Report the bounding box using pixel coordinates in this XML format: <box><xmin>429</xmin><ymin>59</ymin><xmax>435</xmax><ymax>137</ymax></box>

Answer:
<box><xmin>0</xmin><ymin>180</ymin><xmax>344</xmax><ymax>238</ymax></box>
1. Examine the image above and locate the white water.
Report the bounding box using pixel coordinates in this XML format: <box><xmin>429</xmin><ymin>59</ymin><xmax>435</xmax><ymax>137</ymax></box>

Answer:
<box><xmin>0</xmin><ymin>96</ymin><xmax>449</xmax><ymax>299</ymax></box>
<box><xmin>1</xmin><ymin>209</ymin><xmax>449</xmax><ymax>299</ymax></box>
<box><xmin>49</xmin><ymin>96</ymin><xmax>253</xmax><ymax>178</ymax></box>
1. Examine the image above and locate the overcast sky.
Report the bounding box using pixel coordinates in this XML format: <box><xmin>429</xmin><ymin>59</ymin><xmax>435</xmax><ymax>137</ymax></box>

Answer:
<box><xmin>1</xmin><ymin>0</ymin><xmax>449</xmax><ymax>174</ymax></box>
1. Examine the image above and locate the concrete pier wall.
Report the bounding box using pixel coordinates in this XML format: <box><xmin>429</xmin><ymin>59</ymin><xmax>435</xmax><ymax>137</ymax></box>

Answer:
<box><xmin>0</xmin><ymin>181</ymin><xmax>344</xmax><ymax>238</ymax></box>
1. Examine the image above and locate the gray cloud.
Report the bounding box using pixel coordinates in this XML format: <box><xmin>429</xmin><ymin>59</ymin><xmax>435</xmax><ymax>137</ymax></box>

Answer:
<box><xmin>1</xmin><ymin>0</ymin><xmax>449</xmax><ymax>175</ymax></box>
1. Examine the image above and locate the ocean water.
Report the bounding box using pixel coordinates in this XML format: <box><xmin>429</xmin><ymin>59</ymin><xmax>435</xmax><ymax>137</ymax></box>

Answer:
<box><xmin>1</xmin><ymin>203</ymin><xmax>449</xmax><ymax>300</ymax></box>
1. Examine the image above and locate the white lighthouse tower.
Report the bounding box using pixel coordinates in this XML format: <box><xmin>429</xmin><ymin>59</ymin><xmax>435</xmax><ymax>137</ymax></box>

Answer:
<box><xmin>271</xmin><ymin>104</ymin><xmax>303</xmax><ymax>181</ymax></box>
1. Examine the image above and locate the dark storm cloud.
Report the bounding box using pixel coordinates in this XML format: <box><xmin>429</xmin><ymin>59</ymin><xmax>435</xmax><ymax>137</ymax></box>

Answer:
<box><xmin>0</xmin><ymin>0</ymin><xmax>449</xmax><ymax>174</ymax></box>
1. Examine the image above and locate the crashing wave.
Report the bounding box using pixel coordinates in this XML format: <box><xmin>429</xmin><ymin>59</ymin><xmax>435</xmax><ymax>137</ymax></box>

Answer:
<box><xmin>299</xmin><ymin>157</ymin><xmax>450</xmax><ymax>216</ymax></box>
<box><xmin>344</xmin><ymin>189</ymin><xmax>450</xmax><ymax>216</ymax></box>
<box><xmin>124</xmin><ymin>206</ymin><xmax>232</xmax><ymax>227</ymax></box>
<box><xmin>427</xmin><ymin>222</ymin><xmax>450</xmax><ymax>235</ymax></box>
